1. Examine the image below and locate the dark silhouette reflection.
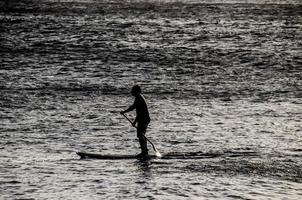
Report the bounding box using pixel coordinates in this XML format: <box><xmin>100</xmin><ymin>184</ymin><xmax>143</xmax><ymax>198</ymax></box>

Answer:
<box><xmin>121</xmin><ymin>85</ymin><xmax>151</xmax><ymax>157</ymax></box>
<box><xmin>132</xmin><ymin>160</ymin><xmax>155</xmax><ymax>199</ymax></box>
<box><xmin>135</xmin><ymin>159</ymin><xmax>152</xmax><ymax>182</ymax></box>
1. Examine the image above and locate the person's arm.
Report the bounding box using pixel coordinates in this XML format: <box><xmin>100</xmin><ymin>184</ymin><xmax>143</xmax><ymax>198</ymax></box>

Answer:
<box><xmin>120</xmin><ymin>99</ymin><xmax>136</xmax><ymax>114</ymax></box>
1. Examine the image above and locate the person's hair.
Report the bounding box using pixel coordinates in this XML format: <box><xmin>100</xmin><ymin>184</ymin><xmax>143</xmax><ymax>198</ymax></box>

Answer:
<box><xmin>132</xmin><ymin>85</ymin><xmax>141</xmax><ymax>94</ymax></box>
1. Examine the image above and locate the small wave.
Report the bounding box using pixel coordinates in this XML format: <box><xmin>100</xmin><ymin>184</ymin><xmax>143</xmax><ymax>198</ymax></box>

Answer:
<box><xmin>186</xmin><ymin>158</ymin><xmax>302</xmax><ymax>183</ymax></box>
<box><xmin>0</xmin><ymin>180</ymin><xmax>21</xmax><ymax>184</ymax></box>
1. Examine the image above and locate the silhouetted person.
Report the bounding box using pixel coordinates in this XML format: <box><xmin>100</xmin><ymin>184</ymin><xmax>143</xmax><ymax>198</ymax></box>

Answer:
<box><xmin>121</xmin><ymin>85</ymin><xmax>151</xmax><ymax>157</ymax></box>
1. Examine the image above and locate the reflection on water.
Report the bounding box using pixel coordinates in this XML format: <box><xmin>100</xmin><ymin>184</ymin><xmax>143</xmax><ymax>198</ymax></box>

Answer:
<box><xmin>0</xmin><ymin>0</ymin><xmax>302</xmax><ymax>199</ymax></box>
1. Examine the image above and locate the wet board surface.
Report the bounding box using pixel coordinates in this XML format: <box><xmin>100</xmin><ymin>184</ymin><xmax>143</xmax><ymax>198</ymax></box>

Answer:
<box><xmin>77</xmin><ymin>152</ymin><xmax>159</xmax><ymax>160</ymax></box>
<box><xmin>76</xmin><ymin>152</ymin><xmax>226</xmax><ymax>160</ymax></box>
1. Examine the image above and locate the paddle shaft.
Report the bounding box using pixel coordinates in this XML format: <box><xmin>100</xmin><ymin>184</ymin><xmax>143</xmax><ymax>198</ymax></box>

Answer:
<box><xmin>122</xmin><ymin>113</ymin><xmax>159</xmax><ymax>153</ymax></box>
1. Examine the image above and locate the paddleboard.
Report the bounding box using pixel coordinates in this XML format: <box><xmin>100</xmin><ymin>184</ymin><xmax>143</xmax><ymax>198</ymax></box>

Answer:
<box><xmin>77</xmin><ymin>152</ymin><xmax>159</xmax><ymax>160</ymax></box>
<box><xmin>77</xmin><ymin>152</ymin><xmax>222</xmax><ymax>160</ymax></box>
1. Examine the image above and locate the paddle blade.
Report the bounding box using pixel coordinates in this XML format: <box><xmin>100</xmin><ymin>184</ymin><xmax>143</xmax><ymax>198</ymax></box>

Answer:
<box><xmin>155</xmin><ymin>151</ymin><xmax>162</xmax><ymax>158</ymax></box>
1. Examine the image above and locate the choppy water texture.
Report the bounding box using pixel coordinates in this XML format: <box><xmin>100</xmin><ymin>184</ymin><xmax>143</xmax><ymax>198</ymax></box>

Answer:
<box><xmin>1</xmin><ymin>0</ymin><xmax>302</xmax><ymax>199</ymax></box>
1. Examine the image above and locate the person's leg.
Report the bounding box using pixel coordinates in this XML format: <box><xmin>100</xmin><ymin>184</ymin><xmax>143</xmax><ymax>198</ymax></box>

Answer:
<box><xmin>137</xmin><ymin>123</ymin><xmax>148</xmax><ymax>155</ymax></box>
<box><xmin>138</xmin><ymin>136</ymin><xmax>148</xmax><ymax>155</ymax></box>
<box><xmin>141</xmin><ymin>135</ymin><xmax>148</xmax><ymax>155</ymax></box>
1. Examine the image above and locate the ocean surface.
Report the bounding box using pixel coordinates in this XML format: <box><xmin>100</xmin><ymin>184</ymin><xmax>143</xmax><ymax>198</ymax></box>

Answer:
<box><xmin>1</xmin><ymin>0</ymin><xmax>302</xmax><ymax>199</ymax></box>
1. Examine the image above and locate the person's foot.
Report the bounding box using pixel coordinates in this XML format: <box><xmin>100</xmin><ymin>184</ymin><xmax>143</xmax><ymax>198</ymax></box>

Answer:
<box><xmin>135</xmin><ymin>154</ymin><xmax>142</xmax><ymax>158</ymax></box>
<box><xmin>135</xmin><ymin>152</ymin><xmax>148</xmax><ymax>158</ymax></box>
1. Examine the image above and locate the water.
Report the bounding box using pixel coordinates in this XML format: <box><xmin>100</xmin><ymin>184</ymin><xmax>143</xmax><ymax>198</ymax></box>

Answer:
<box><xmin>1</xmin><ymin>0</ymin><xmax>302</xmax><ymax>199</ymax></box>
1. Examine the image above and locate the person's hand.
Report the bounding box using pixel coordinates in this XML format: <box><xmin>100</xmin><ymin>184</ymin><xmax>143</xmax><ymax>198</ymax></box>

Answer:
<box><xmin>131</xmin><ymin>122</ymin><xmax>136</xmax><ymax>127</ymax></box>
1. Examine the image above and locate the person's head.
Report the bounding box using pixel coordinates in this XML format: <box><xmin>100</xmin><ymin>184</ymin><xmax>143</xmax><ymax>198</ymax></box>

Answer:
<box><xmin>131</xmin><ymin>85</ymin><xmax>141</xmax><ymax>96</ymax></box>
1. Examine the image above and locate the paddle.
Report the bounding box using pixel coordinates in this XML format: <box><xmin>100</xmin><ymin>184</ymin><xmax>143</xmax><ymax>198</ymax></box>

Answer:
<box><xmin>121</xmin><ymin>113</ymin><xmax>161</xmax><ymax>157</ymax></box>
